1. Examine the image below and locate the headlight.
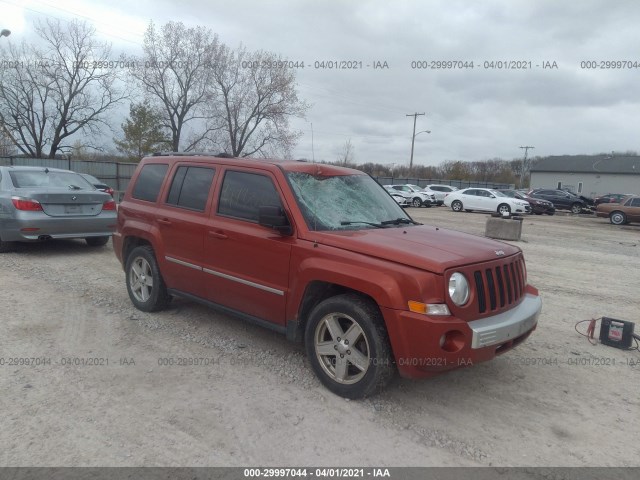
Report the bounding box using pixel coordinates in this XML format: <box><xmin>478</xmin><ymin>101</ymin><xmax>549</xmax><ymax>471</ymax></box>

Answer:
<box><xmin>448</xmin><ymin>272</ymin><xmax>470</xmax><ymax>306</ymax></box>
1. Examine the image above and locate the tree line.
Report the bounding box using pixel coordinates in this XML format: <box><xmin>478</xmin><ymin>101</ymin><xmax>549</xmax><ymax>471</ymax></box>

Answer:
<box><xmin>0</xmin><ymin>19</ymin><xmax>309</xmax><ymax>160</ymax></box>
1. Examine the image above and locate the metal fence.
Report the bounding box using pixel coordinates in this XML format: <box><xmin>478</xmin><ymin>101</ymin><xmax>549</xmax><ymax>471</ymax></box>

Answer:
<box><xmin>0</xmin><ymin>156</ymin><xmax>137</xmax><ymax>197</ymax></box>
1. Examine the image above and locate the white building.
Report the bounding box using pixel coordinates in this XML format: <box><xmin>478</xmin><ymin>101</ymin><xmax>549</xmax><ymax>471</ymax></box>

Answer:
<box><xmin>530</xmin><ymin>155</ymin><xmax>640</xmax><ymax>198</ymax></box>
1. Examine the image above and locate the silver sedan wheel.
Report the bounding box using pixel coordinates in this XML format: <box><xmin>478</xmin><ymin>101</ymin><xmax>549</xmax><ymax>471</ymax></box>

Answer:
<box><xmin>314</xmin><ymin>312</ymin><xmax>370</xmax><ymax>385</ymax></box>
<box><xmin>129</xmin><ymin>256</ymin><xmax>154</xmax><ymax>302</ymax></box>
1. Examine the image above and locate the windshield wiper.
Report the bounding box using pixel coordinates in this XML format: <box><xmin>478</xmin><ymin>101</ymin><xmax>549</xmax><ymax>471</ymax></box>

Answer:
<box><xmin>380</xmin><ymin>217</ymin><xmax>421</xmax><ymax>225</ymax></box>
<box><xmin>340</xmin><ymin>220</ymin><xmax>386</xmax><ymax>229</ymax></box>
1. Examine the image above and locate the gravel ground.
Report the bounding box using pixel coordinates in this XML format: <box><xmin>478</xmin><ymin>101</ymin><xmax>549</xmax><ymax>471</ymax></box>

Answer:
<box><xmin>0</xmin><ymin>207</ymin><xmax>638</xmax><ymax>467</ymax></box>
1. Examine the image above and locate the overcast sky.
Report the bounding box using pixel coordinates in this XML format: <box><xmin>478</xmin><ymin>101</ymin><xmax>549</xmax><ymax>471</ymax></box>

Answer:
<box><xmin>3</xmin><ymin>0</ymin><xmax>640</xmax><ymax>166</ymax></box>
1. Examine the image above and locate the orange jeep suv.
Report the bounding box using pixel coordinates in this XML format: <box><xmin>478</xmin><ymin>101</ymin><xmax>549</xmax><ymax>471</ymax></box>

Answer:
<box><xmin>113</xmin><ymin>153</ymin><xmax>542</xmax><ymax>398</ymax></box>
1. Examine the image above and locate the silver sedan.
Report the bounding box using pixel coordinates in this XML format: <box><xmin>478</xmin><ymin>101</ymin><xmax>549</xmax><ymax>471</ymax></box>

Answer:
<box><xmin>0</xmin><ymin>166</ymin><xmax>117</xmax><ymax>252</ymax></box>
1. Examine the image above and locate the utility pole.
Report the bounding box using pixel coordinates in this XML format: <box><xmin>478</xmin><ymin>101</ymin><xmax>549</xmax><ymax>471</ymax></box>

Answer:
<box><xmin>310</xmin><ymin>123</ymin><xmax>315</xmax><ymax>162</ymax></box>
<box><xmin>519</xmin><ymin>145</ymin><xmax>535</xmax><ymax>188</ymax></box>
<box><xmin>407</xmin><ymin>112</ymin><xmax>425</xmax><ymax>172</ymax></box>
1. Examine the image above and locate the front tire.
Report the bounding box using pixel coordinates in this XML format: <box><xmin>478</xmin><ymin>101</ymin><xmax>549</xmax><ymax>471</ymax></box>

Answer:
<box><xmin>125</xmin><ymin>245</ymin><xmax>171</xmax><ymax>312</ymax></box>
<box><xmin>497</xmin><ymin>203</ymin><xmax>511</xmax><ymax>215</ymax></box>
<box><xmin>305</xmin><ymin>294</ymin><xmax>395</xmax><ymax>399</ymax></box>
<box><xmin>86</xmin><ymin>236</ymin><xmax>109</xmax><ymax>247</ymax></box>
<box><xmin>571</xmin><ymin>203</ymin><xmax>582</xmax><ymax>214</ymax></box>
<box><xmin>411</xmin><ymin>197</ymin><xmax>422</xmax><ymax>207</ymax></box>
<box><xmin>451</xmin><ymin>200</ymin><xmax>463</xmax><ymax>212</ymax></box>
<box><xmin>610</xmin><ymin>211</ymin><xmax>627</xmax><ymax>225</ymax></box>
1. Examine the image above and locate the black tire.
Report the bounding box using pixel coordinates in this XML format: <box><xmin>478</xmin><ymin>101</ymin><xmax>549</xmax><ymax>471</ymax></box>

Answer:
<box><xmin>546</xmin><ymin>211</ymin><xmax>555</xmax><ymax>216</ymax></box>
<box><xmin>570</xmin><ymin>203</ymin><xmax>582</xmax><ymax>214</ymax></box>
<box><xmin>534</xmin><ymin>212</ymin><xmax>542</xmax><ymax>215</ymax></box>
<box><xmin>451</xmin><ymin>200</ymin><xmax>463</xmax><ymax>212</ymax></box>
<box><xmin>465</xmin><ymin>209</ymin><xmax>474</xmax><ymax>212</ymax></box>
<box><xmin>497</xmin><ymin>203</ymin><xmax>511</xmax><ymax>215</ymax></box>
<box><xmin>125</xmin><ymin>245</ymin><xmax>171</xmax><ymax>312</ymax></box>
<box><xmin>305</xmin><ymin>293</ymin><xmax>395</xmax><ymax>399</ymax></box>
<box><xmin>609</xmin><ymin>211</ymin><xmax>626</xmax><ymax>225</ymax></box>
<box><xmin>0</xmin><ymin>235</ymin><xmax>14</xmax><ymax>253</ymax></box>
<box><xmin>411</xmin><ymin>197</ymin><xmax>422</xmax><ymax>208</ymax></box>
<box><xmin>85</xmin><ymin>236</ymin><xmax>110</xmax><ymax>247</ymax></box>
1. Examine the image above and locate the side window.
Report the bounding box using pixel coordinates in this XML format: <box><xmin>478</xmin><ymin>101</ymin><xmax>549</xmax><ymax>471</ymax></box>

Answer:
<box><xmin>166</xmin><ymin>166</ymin><xmax>216</xmax><ymax>212</ymax></box>
<box><xmin>466</xmin><ymin>190</ymin><xmax>477</xmax><ymax>196</ymax></box>
<box><xmin>630</xmin><ymin>198</ymin><xmax>640</xmax><ymax>207</ymax></box>
<box><xmin>132</xmin><ymin>164</ymin><xmax>169</xmax><ymax>202</ymax></box>
<box><xmin>218</xmin><ymin>171</ymin><xmax>283</xmax><ymax>222</ymax></box>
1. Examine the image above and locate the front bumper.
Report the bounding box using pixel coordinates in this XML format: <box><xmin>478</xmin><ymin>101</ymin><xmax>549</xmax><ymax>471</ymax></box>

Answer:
<box><xmin>381</xmin><ymin>292</ymin><xmax>542</xmax><ymax>378</ymax></box>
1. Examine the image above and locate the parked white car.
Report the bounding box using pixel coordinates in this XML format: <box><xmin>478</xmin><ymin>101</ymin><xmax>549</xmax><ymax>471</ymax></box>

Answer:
<box><xmin>444</xmin><ymin>188</ymin><xmax>531</xmax><ymax>215</ymax></box>
<box><xmin>385</xmin><ymin>184</ymin><xmax>435</xmax><ymax>207</ymax></box>
<box><xmin>383</xmin><ymin>186</ymin><xmax>411</xmax><ymax>207</ymax></box>
<box><xmin>427</xmin><ymin>184</ymin><xmax>459</xmax><ymax>204</ymax></box>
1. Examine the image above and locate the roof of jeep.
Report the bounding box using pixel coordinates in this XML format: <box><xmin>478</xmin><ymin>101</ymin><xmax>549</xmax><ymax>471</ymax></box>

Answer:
<box><xmin>141</xmin><ymin>154</ymin><xmax>363</xmax><ymax>176</ymax></box>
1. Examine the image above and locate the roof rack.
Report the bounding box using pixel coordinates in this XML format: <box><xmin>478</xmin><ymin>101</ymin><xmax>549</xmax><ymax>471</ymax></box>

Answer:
<box><xmin>151</xmin><ymin>151</ymin><xmax>234</xmax><ymax>158</ymax></box>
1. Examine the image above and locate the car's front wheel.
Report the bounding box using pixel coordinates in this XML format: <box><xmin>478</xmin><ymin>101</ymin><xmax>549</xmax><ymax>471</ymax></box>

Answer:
<box><xmin>451</xmin><ymin>200</ymin><xmax>463</xmax><ymax>212</ymax></box>
<box><xmin>85</xmin><ymin>236</ymin><xmax>110</xmax><ymax>247</ymax></box>
<box><xmin>411</xmin><ymin>197</ymin><xmax>422</xmax><ymax>207</ymax></box>
<box><xmin>125</xmin><ymin>245</ymin><xmax>171</xmax><ymax>312</ymax></box>
<box><xmin>571</xmin><ymin>203</ymin><xmax>583</xmax><ymax>214</ymax></box>
<box><xmin>305</xmin><ymin>294</ymin><xmax>395</xmax><ymax>399</ymax></box>
<box><xmin>610</xmin><ymin>211</ymin><xmax>627</xmax><ymax>225</ymax></box>
<box><xmin>497</xmin><ymin>203</ymin><xmax>511</xmax><ymax>215</ymax></box>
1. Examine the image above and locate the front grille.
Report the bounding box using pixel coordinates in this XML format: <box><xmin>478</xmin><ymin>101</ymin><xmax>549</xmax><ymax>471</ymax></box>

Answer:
<box><xmin>473</xmin><ymin>257</ymin><xmax>526</xmax><ymax>314</ymax></box>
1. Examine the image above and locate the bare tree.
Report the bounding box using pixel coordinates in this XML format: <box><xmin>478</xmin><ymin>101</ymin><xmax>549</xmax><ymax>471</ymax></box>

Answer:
<box><xmin>0</xmin><ymin>19</ymin><xmax>126</xmax><ymax>158</ymax></box>
<box><xmin>336</xmin><ymin>139</ymin><xmax>354</xmax><ymax>165</ymax></box>
<box><xmin>206</xmin><ymin>46</ymin><xmax>309</xmax><ymax>157</ymax></box>
<box><xmin>130</xmin><ymin>21</ymin><xmax>220</xmax><ymax>152</ymax></box>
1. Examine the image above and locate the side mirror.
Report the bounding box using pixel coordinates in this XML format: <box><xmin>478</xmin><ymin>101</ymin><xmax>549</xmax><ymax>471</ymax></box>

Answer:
<box><xmin>258</xmin><ymin>206</ymin><xmax>292</xmax><ymax>235</ymax></box>
<box><xmin>490</xmin><ymin>195</ymin><xmax>496</xmax><ymax>198</ymax></box>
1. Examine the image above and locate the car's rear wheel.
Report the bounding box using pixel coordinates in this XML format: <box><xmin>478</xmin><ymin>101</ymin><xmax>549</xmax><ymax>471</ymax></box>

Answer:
<box><xmin>411</xmin><ymin>197</ymin><xmax>422</xmax><ymax>207</ymax></box>
<box><xmin>570</xmin><ymin>203</ymin><xmax>583</xmax><ymax>214</ymax></box>
<box><xmin>451</xmin><ymin>200</ymin><xmax>463</xmax><ymax>212</ymax></box>
<box><xmin>86</xmin><ymin>236</ymin><xmax>110</xmax><ymax>247</ymax></box>
<box><xmin>610</xmin><ymin>211</ymin><xmax>627</xmax><ymax>225</ymax></box>
<box><xmin>125</xmin><ymin>246</ymin><xmax>171</xmax><ymax>312</ymax></box>
<box><xmin>0</xmin><ymin>235</ymin><xmax>14</xmax><ymax>253</ymax></box>
<box><xmin>305</xmin><ymin>294</ymin><xmax>395</xmax><ymax>399</ymax></box>
<box><xmin>497</xmin><ymin>203</ymin><xmax>511</xmax><ymax>215</ymax></box>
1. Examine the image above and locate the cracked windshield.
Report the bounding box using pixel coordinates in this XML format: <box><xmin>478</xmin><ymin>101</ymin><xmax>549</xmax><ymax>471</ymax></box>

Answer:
<box><xmin>287</xmin><ymin>172</ymin><xmax>411</xmax><ymax>231</ymax></box>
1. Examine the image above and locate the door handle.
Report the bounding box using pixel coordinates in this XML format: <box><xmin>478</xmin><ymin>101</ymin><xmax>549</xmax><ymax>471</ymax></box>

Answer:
<box><xmin>157</xmin><ymin>218</ymin><xmax>172</xmax><ymax>226</ymax></box>
<box><xmin>208</xmin><ymin>230</ymin><xmax>228</xmax><ymax>239</ymax></box>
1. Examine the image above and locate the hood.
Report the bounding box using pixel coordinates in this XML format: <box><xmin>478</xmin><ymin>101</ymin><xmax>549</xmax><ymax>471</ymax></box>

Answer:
<box><xmin>310</xmin><ymin>225</ymin><xmax>521</xmax><ymax>274</ymax></box>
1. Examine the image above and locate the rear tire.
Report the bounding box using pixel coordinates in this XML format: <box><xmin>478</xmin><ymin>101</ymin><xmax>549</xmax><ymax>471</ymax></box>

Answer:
<box><xmin>451</xmin><ymin>200</ymin><xmax>463</xmax><ymax>212</ymax></box>
<box><xmin>125</xmin><ymin>245</ymin><xmax>171</xmax><ymax>312</ymax></box>
<box><xmin>86</xmin><ymin>236</ymin><xmax>110</xmax><ymax>247</ymax></box>
<box><xmin>610</xmin><ymin>211</ymin><xmax>626</xmax><ymax>225</ymax></box>
<box><xmin>305</xmin><ymin>294</ymin><xmax>395</xmax><ymax>399</ymax></box>
<box><xmin>0</xmin><ymin>235</ymin><xmax>14</xmax><ymax>253</ymax></box>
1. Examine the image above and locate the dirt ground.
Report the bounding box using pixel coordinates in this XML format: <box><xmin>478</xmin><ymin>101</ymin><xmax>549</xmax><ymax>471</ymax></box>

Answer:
<box><xmin>0</xmin><ymin>207</ymin><xmax>638</xmax><ymax>467</ymax></box>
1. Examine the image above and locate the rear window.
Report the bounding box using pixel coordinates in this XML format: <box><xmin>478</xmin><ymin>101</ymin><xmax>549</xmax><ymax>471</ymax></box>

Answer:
<box><xmin>166</xmin><ymin>166</ymin><xmax>216</xmax><ymax>211</ymax></box>
<box><xmin>132</xmin><ymin>164</ymin><xmax>169</xmax><ymax>202</ymax></box>
<box><xmin>9</xmin><ymin>170</ymin><xmax>94</xmax><ymax>190</ymax></box>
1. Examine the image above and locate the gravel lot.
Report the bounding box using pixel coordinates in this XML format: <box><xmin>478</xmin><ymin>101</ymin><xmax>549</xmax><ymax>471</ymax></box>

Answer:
<box><xmin>1</xmin><ymin>208</ymin><xmax>638</xmax><ymax>467</ymax></box>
